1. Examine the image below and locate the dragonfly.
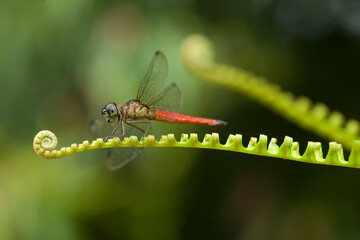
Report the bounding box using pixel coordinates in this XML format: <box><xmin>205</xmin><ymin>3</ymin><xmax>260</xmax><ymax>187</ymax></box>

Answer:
<box><xmin>90</xmin><ymin>51</ymin><xmax>227</xmax><ymax>170</ymax></box>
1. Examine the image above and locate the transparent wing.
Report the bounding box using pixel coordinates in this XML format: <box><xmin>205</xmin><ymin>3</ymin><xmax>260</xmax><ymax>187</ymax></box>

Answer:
<box><xmin>137</xmin><ymin>51</ymin><xmax>168</xmax><ymax>105</ymax></box>
<box><xmin>106</xmin><ymin>122</ymin><xmax>152</xmax><ymax>170</ymax></box>
<box><xmin>89</xmin><ymin>118</ymin><xmax>118</xmax><ymax>138</ymax></box>
<box><xmin>89</xmin><ymin>118</ymin><xmax>151</xmax><ymax>170</ymax></box>
<box><xmin>148</xmin><ymin>83</ymin><xmax>182</xmax><ymax>113</ymax></box>
<box><xmin>106</xmin><ymin>147</ymin><xmax>139</xmax><ymax>170</ymax></box>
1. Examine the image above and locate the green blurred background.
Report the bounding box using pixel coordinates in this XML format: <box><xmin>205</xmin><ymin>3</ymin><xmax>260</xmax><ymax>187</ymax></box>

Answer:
<box><xmin>2</xmin><ymin>0</ymin><xmax>360</xmax><ymax>239</ymax></box>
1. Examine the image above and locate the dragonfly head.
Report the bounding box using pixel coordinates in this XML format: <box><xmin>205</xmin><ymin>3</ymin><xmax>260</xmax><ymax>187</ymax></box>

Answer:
<box><xmin>102</xmin><ymin>102</ymin><xmax>119</xmax><ymax>123</ymax></box>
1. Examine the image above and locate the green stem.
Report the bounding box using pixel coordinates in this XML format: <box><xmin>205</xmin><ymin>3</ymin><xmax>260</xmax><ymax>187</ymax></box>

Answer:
<box><xmin>33</xmin><ymin>130</ymin><xmax>360</xmax><ymax>169</ymax></box>
<box><xmin>180</xmin><ymin>34</ymin><xmax>360</xmax><ymax>151</ymax></box>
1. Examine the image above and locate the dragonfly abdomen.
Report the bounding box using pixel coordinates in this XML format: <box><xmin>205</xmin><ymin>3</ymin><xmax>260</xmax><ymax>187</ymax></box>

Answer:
<box><xmin>154</xmin><ymin>110</ymin><xmax>227</xmax><ymax>126</ymax></box>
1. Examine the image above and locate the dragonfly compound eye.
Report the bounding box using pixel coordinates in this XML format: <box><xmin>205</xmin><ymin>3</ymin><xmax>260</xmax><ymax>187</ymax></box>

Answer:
<box><xmin>102</xmin><ymin>103</ymin><xmax>118</xmax><ymax>123</ymax></box>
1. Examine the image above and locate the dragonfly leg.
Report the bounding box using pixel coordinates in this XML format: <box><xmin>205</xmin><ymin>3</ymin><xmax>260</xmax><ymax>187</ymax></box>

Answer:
<box><xmin>120</xmin><ymin>120</ymin><xmax>125</xmax><ymax>140</ymax></box>
<box><xmin>104</xmin><ymin>120</ymin><xmax>125</xmax><ymax>141</ymax></box>
<box><xmin>125</xmin><ymin>120</ymin><xmax>151</xmax><ymax>146</ymax></box>
<box><xmin>125</xmin><ymin>120</ymin><xmax>149</xmax><ymax>133</ymax></box>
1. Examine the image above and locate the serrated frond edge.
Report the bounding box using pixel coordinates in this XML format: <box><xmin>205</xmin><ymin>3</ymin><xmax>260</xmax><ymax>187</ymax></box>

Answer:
<box><xmin>33</xmin><ymin>130</ymin><xmax>360</xmax><ymax>169</ymax></box>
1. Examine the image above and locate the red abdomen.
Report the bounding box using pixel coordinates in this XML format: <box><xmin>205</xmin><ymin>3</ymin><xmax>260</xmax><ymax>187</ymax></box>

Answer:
<box><xmin>154</xmin><ymin>110</ymin><xmax>227</xmax><ymax>126</ymax></box>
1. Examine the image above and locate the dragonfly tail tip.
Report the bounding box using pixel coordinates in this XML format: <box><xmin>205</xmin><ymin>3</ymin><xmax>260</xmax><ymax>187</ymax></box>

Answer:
<box><xmin>216</xmin><ymin>120</ymin><xmax>227</xmax><ymax>126</ymax></box>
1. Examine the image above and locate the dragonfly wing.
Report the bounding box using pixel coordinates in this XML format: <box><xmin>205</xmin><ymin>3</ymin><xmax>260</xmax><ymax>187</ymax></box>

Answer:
<box><xmin>89</xmin><ymin>118</ymin><xmax>151</xmax><ymax>170</ymax></box>
<box><xmin>106</xmin><ymin>122</ymin><xmax>152</xmax><ymax>170</ymax></box>
<box><xmin>106</xmin><ymin>146</ymin><xmax>139</xmax><ymax>170</ymax></box>
<box><xmin>149</xmin><ymin>82</ymin><xmax>182</xmax><ymax>113</ymax></box>
<box><xmin>137</xmin><ymin>51</ymin><xmax>168</xmax><ymax>105</ymax></box>
<box><xmin>89</xmin><ymin>118</ymin><xmax>118</xmax><ymax>138</ymax></box>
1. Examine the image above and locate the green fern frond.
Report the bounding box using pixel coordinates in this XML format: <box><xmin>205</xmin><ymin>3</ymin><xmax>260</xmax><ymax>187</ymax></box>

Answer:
<box><xmin>33</xmin><ymin>35</ymin><xmax>360</xmax><ymax>169</ymax></box>
<box><xmin>33</xmin><ymin>130</ymin><xmax>360</xmax><ymax>169</ymax></box>
<box><xmin>180</xmin><ymin>34</ymin><xmax>360</xmax><ymax>150</ymax></box>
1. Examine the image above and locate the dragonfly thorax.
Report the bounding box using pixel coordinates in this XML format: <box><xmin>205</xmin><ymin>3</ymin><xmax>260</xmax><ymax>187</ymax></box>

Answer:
<box><xmin>121</xmin><ymin>99</ymin><xmax>153</xmax><ymax>120</ymax></box>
